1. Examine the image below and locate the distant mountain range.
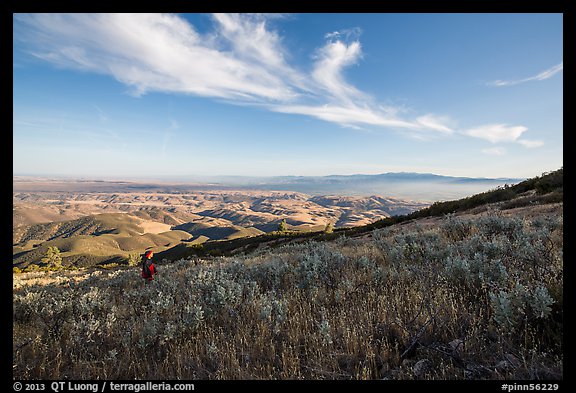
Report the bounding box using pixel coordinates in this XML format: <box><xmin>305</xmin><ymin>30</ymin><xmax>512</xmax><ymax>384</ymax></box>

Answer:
<box><xmin>196</xmin><ymin>172</ymin><xmax>523</xmax><ymax>201</ymax></box>
<box><xmin>13</xmin><ymin>172</ymin><xmax>523</xmax><ymax>202</ymax></box>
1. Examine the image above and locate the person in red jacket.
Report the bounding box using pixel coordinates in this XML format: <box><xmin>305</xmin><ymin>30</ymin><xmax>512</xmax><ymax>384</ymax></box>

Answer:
<box><xmin>141</xmin><ymin>250</ymin><xmax>157</xmax><ymax>282</ymax></box>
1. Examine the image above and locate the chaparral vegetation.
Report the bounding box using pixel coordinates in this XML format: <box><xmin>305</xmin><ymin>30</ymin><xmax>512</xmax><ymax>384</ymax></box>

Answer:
<box><xmin>13</xmin><ymin>171</ymin><xmax>563</xmax><ymax>380</ymax></box>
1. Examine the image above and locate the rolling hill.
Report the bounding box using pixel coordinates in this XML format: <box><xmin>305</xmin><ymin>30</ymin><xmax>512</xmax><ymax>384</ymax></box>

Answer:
<box><xmin>12</xmin><ymin>168</ymin><xmax>563</xmax><ymax>380</ymax></box>
<box><xmin>13</xmin><ymin>212</ymin><xmax>192</xmax><ymax>268</ymax></box>
<box><xmin>13</xmin><ymin>188</ymin><xmax>429</xmax><ymax>268</ymax></box>
<box><xmin>13</xmin><ymin>169</ymin><xmax>561</xmax><ymax>271</ymax></box>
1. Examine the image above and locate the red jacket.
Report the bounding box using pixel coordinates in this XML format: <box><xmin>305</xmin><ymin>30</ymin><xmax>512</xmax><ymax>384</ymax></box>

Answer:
<box><xmin>141</xmin><ymin>262</ymin><xmax>156</xmax><ymax>281</ymax></box>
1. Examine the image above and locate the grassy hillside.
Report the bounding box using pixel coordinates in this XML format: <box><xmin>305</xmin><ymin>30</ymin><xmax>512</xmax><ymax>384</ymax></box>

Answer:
<box><xmin>13</xmin><ymin>213</ymin><xmax>192</xmax><ymax>268</ymax></box>
<box><xmin>13</xmin><ymin>230</ymin><xmax>193</xmax><ymax>268</ymax></box>
<box><xmin>13</xmin><ymin>169</ymin><xmax>562</xmax><ymax>270</ymax></box>
<box><xmin>12</xmin><ymin>169</ymin><xmax>563</xmax><ymax>380</ymax></box>
<box><xmin>150</xmin><ymin>169</ymin><xmax>563</xmax><ymax>262</ymax></box>
<box><xmin>13</xmin><ymin>213</ymin><xmax>146</xmax><ymax>244</ymax></box>
<box><xmin>13</xmin><ymin>205</ymin><xmax>562</xmax><ymax>380</ymax></box>
<box><xmin>346</xmin><ymin>168</ymin><xmax>563</xmax><ymax>235</ymax></box>
<box><xmin>173</xmin><ymin>221</ymin><xmax>265</xmax><ymax>241</ymax></box>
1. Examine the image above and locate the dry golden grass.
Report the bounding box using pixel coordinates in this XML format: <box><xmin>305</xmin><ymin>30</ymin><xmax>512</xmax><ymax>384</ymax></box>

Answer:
<box><xmin>13</xmin><ymin>209</ymin><xmax>562</xmax><ymax>380</ymax></box>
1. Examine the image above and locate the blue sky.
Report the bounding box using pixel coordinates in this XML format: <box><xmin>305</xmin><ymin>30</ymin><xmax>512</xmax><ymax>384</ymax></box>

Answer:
<box><xmin>13</xmin><ymin>13</ymin><xmax>563</xmax><ymax>179</ymax></box>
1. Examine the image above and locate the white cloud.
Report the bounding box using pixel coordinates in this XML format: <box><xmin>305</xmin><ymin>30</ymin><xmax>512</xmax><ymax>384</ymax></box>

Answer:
<box><xmin>210</xmin><ymin>13</ymin><xmax>305</xmax><ymax>92</ymax></box>
<box><xmin>517</xmin><ymin>139</ymin><xmax>544</xmax><ymax>148</ymax></box>
<box><xmin>272</xmin><ymin>104</ymin><xmax>420</xmax><ymax>129</ymax></box>
<box><xmin>325</xmin><ymin>31</ymin><xmax>340</xmax><ymax>40</ymax></box>
<box><xmin>489</xmin><ymin>62</ymin><xmax>563</xmax><ymax>87</ymax></box>
<box><xmin>464</xmin><ymin>124</ymin><xmax>528</xmax><ymax>143</ymax></box>
<box><xmin>311</xmin><ymin>39</ymin><xmax>365</xmax><ymax>105</ymax></box>
<box><xmin>17</xmin><ymin>13</ymin><xmax>297</xmax><ymax>102</ymax></box>
<box><xmin>14</xmin><ymin>13</ymin><xmax>537</xmax><ymax>142</ymax></box>
<box><xmin>415</xmin><ymin>114</ymin><xmax>454</xmax><ymax>134</ymax></box>
<box><xmin>481</xmin><ymin>147</ymin><xmax>506</xmax><ymax>156</ymax></box>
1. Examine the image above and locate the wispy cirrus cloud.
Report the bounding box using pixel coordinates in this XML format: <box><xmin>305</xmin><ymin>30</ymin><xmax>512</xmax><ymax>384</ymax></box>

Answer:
<box><xmin>13</xmin><ymin>13</ymin><xmax>461</xmax><ymax>136</ymax></box>
<box><xmin>311</xmin><ymin>39</ymin><xmax>365</xmax><ymax>105</ymax></box>
<box><xmin>16</xmin><ymin>13</ymin><xmax>297</xmax><ymax>101</ymax></box>
<box><xmin>463</xmin><ymin>124</ymin><xmax>544</xmax><ymax>153</ymax></box>
<box><xmin>414</xmin><ymin>114</ymin><xmax>454</xmax><ymax>135</ymax></box>
<box><xmin>15</xmin><ymin>13</ymin><xmax>539</xmax><ymax>146</ymax></box>
<box><xmin>517</xmin><ymin>139</ymin><xmax>545</xmax><ymax>148</ymax></box>
<box><xmin>272</xmin><ymin>104</ymin><xmax>420</xmax><ymax>129</ymax></box>
<box><xmin>488</xmin><ymin>62</ymin><xmax>563</xmax><ymax>87</ymax></box>
<box><xmin>464</xmin><ymin>123</ymin><xmax>528</xmax><ymax>143</ymax></box>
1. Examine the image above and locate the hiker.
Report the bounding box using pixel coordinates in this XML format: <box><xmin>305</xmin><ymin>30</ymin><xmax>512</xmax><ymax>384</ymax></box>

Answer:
<box><xmin>141</xmin><ymin>250</ymin><xmax>158</xmax><ymax>282</ymax></box>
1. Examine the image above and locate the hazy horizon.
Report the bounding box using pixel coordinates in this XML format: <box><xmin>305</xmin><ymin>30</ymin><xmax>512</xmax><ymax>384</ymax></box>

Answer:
<box><xmin>14</xmin><ymin>13</ymin><xmax>562</xmax><ymax>180</ymax></box>
<box><xmin>13</xmin><ymin>170</ymin><xmax>526</xmax><ymax>182</ymax></box>
<box><xmin>14</xmin><ymin>169</ymin><xmax>533</xmax><ymax>202</ymax></box>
